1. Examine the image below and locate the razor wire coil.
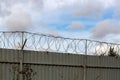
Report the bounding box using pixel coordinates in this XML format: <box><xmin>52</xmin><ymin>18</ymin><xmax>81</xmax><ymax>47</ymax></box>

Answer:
<box><xmin>0</xmin><ymin>31</ymin><xmax>120</xmax><ymax>55</ymax></box>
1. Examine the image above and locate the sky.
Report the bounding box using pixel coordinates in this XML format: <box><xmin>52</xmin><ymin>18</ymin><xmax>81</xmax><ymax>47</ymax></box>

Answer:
<box><xmin>0</xmin><ymin>0</ymin><xmax>120</xmax><ymax>43</ymax></box>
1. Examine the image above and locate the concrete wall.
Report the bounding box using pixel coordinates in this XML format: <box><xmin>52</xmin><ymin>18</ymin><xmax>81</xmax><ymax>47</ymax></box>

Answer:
<box><xmin>0</xmin><ymin>49</ymin><xmax>120</xmax><ymax>80</ymax></box>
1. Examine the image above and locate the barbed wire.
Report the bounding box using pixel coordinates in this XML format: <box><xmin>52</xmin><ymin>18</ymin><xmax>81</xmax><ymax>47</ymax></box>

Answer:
<box><xmin>0</xmin><ymin>31</ymin><xmax>120</xmax><ymax>55</ymax></box>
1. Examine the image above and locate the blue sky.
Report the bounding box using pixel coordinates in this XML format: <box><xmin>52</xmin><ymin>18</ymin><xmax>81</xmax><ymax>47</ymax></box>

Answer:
<box><xmin>0</xmin><ymin>0</ymin><xmax>120</xmax><ymax>43</ymax></box>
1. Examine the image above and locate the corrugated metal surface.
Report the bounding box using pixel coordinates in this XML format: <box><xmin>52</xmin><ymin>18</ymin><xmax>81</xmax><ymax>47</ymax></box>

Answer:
<box><xmin>29</xmin><ymin>65</ymin><xmax>83</xmax><ymax>80</ymax></box>
<box><xmin>87</xmin><ymin>68</ymin><xmax>120</xmax><ymax>80</ymax></box>
<box><xmin>0</xmin><ymin>49</ymin><xmax>120</xmax><ymax>80</ymax></box>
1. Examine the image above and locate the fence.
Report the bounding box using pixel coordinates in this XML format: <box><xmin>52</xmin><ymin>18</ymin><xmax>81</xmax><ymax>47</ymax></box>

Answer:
<box><xmin>0</xmin><ymin>31</ymin><xmax>120</xmax><ymax>55</ymax></box>
<box><xmin>0</xmin><ymin>31</ymin><xmax>120</xmax><ymax>80</ymax></box>
<box><xmin>0</xmin><ymin>49</ymin><xmax>120</xmax><ymax>80</ymax></box>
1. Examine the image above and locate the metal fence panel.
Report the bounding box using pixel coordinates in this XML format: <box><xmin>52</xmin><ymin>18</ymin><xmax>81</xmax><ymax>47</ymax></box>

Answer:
<box><xmin>0</xmin><ymin>49</ymin><xmax>120</xmax><ymax>80</ymax></box>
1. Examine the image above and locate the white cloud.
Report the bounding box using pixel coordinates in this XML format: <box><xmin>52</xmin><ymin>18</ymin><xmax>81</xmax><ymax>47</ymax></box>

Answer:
<box><xmin>0</xmin><ymin>0</ymin><xmax>78</xmax><ymax>26</ymax></box>
<box><xmin>0</xmin><ymin>0</ymin><xmax>77</xmax><ymax>16</ymax></box>
<box><xmin>91</xmin><ymin>19</ymin><xmax>120</xmax><ymax>38</ymax></box>
<box><xmin>43</xmin><ymin>0</ymin><xmax>77</xmax><ymax>11</ymax></box>
<box><xmin>0</xmin><ymin>17</ymin><xmax>3</xmax><ymax>25</ymax></box>
<box><xmin>0</xmin><ymin>0</ymin><xmax>116</xmax><ymax>21</ymax></box>
<box><xmin>92</xmin><ymin>42</ymin><xmax>120</xmax><ymax>56</ymax></box>
<box><xmin>0</xmin><ymin>2</ymin><xmax>11</xmax><ymax>17</ymax></box>
<box><xmin>1</xmin><ymin>0</ymin><xmax>120</xmax><ymax>43</ymax></box>
<box><xmin>67</xmin><ymin>21</ymin><xmax>84</xmax><ymax>30</ymax></box>
<box><xmin>0</xmin><ymin>0</ymin><xmax>116</xmax><ymax>19</ymax></box>
<box><xmin>58</xmin><ymin>31</ymin><xmax>91</xmax><ymax>39</ymax></box>
<box><xmin>100</xmin><ymin>0</ymin><xmax>115</xmax><ymax>8</ymax></box>
<box><xmin>92</xmin><ymin>44</ymin><xmax>109</xmax><ymax>55</ymax></box>
<box><xmin>5</xmin><ymin>11</ymin><xmax>33</xmax><ymax>31</ymax></box>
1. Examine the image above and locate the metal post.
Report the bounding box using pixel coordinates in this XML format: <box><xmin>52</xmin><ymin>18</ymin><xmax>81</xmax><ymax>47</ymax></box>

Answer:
<box><xmin>19</xmin><ymin>32</ymin><xmax>27</xmax><ymax>80</ymax></box>
<box><xmin>83</xmin><ymin>40</ymin><xmax>87</xmax><ymax>80</ymax></box>
<box><xmin>83</xmin><ymin>65</ymin><xmax>86</xmax><ymax>80</ymax></box>
<box><xmin>85</xmin><ymin>40</ymin><xmax>87</xmax><ymax>55</ymax></box>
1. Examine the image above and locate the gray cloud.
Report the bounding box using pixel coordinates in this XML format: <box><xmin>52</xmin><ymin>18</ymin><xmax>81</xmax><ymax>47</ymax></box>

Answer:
<box><xmin>113</xmin><ymin>0</ymin><xmax>120</xmax><ymax>17</ymax></box>
<box><xmin>0</xmin><ymin>0</ymin><xmax>43</xmax><ymax>8</ymax></box>
<box><xmin>67</xmin><ymin>21</ymin><xmax>84</xmax><ymax>30</ymax></box>
<box><xmin>0</xmin><ymin>0</ymin><xmax>44</xmax><ymax>17</ymax></box>
<box><xmin>73</xmin><ymin>0</ymin><xmax>105</xmax><ymax>18</ymax></box>
<box><xmin>0</xmin><ymin>1</ymin><xmax>11</xmax><ymax>17</ymax></box>
<box><xmin>91</xmin><ymin>19</ymin><xmax>120</xmax><ymax>38</ymax></box>
<box><xmin>5</xmin><ymin>11</ymin><xmax>33</xmax><ymax>31</ymax></box>
<box><xmin>0</xmin><ymin>0</ymin><xmax>109</xmax><ymax>18</ymax></box>
<box><xmin>27</xmin><ymin>0</ymin><xmax>43</xmax><ymax>11</ymax></box>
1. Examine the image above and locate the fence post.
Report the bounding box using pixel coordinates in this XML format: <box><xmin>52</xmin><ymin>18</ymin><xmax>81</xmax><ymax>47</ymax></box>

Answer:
<box><xmin>19</xmin><ymin>32</ymin><xmax>25</xmax><ymax>80</ymax></box>
<box><xmin>83</xmin><ymin>40</ymin><xmax>87</xmax><ymax>80</ymax></box>
<box><xmin>85</xmin><ymin>40</ymin><xmax>88</xmax><ymax>55</ymax></box>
